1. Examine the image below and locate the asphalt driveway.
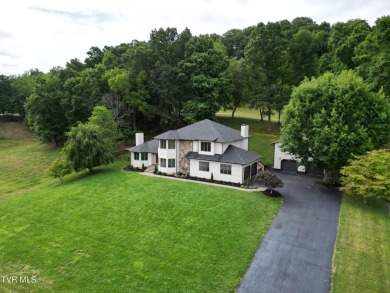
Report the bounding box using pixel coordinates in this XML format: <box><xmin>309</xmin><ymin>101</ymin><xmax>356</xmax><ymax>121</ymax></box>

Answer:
<box><xmin>238</xmin><ymin>171</ymin><xmax>341</xmax><ymax>293</ymax></box>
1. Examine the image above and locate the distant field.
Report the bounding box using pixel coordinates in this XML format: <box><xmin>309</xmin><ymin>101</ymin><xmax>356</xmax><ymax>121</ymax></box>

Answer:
<box><xmin>216</xmin><ymin>110</ymin><xmax>280</xmax><ymax>165</ymax></box>
<box><xmin>331</xmin><ymin>195</ymin><xmax>390</xmax><ymax>293</ymax></box>
<box><xmin>0</xmin><ymin>116</ymin><xmax>34</xmax><ymax>139</ymax></box>
<box><xmin>217</xmin><ymin>107</ymin><xmax>281</xmax><ymax>122</ymax></box>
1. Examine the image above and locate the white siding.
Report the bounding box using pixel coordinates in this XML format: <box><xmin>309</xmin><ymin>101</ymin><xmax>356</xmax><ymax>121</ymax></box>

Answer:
<box><xmin>214</xmin><ymin>142</ymin><xmax>223</xmax><ymax>154</ymax></box>
<box><xmin>158</xmin><ymin>144</ymin><xmax>177</xmax><ymax>160</ymax></box>
<box><xmin>241</xmin><ymin>138</ymin><xmax>248</xmax><ymax>151</ymax></box>
<box><xmin>273</xmin><ymin>142</ymin><xmax>305</xmax><ymax>172</ymax></box>
<box><xmin>158</xmin><ymin>139</ymin><xmax>178</xmax><ymax>174</ymax></box>
<box><xmin>193</xmin><ymin>141</ymin><xmax>199</xmax><ymax>152</ymax></box>
<box><xmin>189</xmin><ymin>160</ymin><xmax>243</xmax><ymax>184</ymax></box>
<box><xmin>131</xmin><ymin>152</ymin><xmax>153</xmax><ymax>169</ymax></box>
<box><xmin>223</xmin><ymin>139</ymin><xmax>248</xmax><ymax>152</ymax></box>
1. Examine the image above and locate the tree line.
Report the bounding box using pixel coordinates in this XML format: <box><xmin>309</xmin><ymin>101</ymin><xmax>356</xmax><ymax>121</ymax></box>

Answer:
<box><xmin>0</xmin><ymin>16</ymin><xmax>389</xmax><ymax>146</ymax></box>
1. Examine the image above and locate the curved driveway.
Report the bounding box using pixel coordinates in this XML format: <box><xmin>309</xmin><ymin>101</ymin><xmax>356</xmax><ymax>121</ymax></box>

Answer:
<box><xmin>238</xmin><ymin>171</ymin><xmax>341</xmax><ymax>293</ymax></box>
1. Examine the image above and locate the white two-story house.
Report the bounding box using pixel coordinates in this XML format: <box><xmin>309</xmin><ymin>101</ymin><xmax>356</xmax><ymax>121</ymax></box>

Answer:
<box><xmin>127</xmin><ymin>119</ymin><xmax>262</xmax><ymax>184</ymax></box>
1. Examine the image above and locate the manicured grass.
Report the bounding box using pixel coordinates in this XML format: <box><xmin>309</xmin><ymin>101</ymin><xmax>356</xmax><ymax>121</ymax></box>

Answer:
<box><xmin>0</xmin><ymin>162</ymin><xmax>281</xmax><ymax>292</ymax></box>
<box><xmin>331</xmin><ymin>195</ymin><xmax>390</xmax><ymax>293</ymax></box>
<box><xmin>215</xmin><ymin>116</ymin><xmax>280</xmax><ymax>165</ymax></box>
<box><xmin>217</xmin><ymin>107</ymin><xmax>280</xmax><ymax>121</ymax></box>
<box><xmin>0</xmin><ymin>138</ymin><xmax>60</xmax><ymax>197</ymax></box>
<box><xmin>0</xmin><ymin>116</ymin><xmax>34</xmax><ymax>139</ymax></box>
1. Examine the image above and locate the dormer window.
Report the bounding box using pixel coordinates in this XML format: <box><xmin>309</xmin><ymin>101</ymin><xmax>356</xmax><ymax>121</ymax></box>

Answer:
<box><xmin>201</xmin><ymin>141</ymin><xmax>211</xmax><ymax>152</ymax></box>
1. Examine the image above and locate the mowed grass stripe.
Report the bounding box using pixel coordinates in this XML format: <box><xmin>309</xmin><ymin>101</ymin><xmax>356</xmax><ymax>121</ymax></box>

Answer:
<box><xmin>331</xmin><ymin>195</ymin><xmax>390</xmax><ymax>293</ymax></box>
<box><xmin>0</xmin><ymin>138</ymin><xmax>60</xmax><ymax>197</ymax></box>
<box><xmin>0</xmin><ymin>163</ymin><xmax>281</xmax><ymax>292</ymax></box>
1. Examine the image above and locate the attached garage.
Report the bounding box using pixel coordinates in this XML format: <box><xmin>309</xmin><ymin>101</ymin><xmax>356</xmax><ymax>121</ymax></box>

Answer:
<box><xmin>272</xmin><ymin>141</ymin><xmax>323</xmax><ymax>178</ymax></box>
<box><xmin>281</xmin><ymin>160</ymin><xmax>298</xmax><ymax>173</ymax></box>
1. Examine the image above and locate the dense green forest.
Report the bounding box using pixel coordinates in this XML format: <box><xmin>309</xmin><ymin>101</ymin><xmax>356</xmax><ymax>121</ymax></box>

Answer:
<box><xmin>0</xmin><ymin>16</ymin><xmax>389</xmax><ymax>145</ymax></box>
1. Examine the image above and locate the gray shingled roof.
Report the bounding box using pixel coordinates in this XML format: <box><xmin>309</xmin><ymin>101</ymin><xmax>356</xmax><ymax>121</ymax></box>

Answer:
<box><xmin>126</xmin><ymin>139</ymin><xmax>158</xmax><ymax>153</ymax></box>
<box><xmin>155</xmin><ymin>119</ymin><xmax>248</xmax><ymax>143</ymax></box>
<box><xmin>185</xmin><ymin>145</ymin><xmax>261</xmax><ymax>165</ymax></box>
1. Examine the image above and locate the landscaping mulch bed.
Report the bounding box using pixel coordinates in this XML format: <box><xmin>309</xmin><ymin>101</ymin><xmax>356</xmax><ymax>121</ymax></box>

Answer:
<box><xmin>262</xmin><ymin>188</ymin><xmax>283</xmax><ymax>198</ymax></box>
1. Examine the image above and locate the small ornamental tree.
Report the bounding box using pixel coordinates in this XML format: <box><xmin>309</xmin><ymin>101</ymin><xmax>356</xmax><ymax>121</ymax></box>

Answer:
<box><xmin>48</xmin><ymin>158</ymin><xmax>72</xmax><ymax>183</ymax></box>
<box><xmin>253</xmin><ymin>171</ymin><xmax>284</xmax><ymax>194</ymax></box>
<box><xmin>340</xmin><ymin>149</ymin><xmax>390</xmax><ymax>203</ymax></box>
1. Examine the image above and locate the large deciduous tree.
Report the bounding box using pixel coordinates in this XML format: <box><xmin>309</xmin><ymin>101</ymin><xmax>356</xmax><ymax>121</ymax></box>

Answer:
<box><xmin>25</xmin><ymin>70</ymin><xmax>69</xmax><ymax>146</ymax></box>
<box><xmin>245</xmin><ymin>22</ymin><xmax>288</xmax><ymax>131</ymax></box>
<box><xmin>10</xmin><ymin>69</ymin><xmax>43</xmax><ymax>118</ymax></box>
<box><xmin>178</xmin><ymin>35</ymin><xmax>232</xmax><ymax>123</ymax></box>
<box><xmin>326</xmin><ymin>19</ymin><xmax>371</xmax><ymax>71</ymax></box>
<box><xmin>0</xmin><ymin>75</ymin><xmax>12</xmax><ymax>115</ymax></box>
<box><xmin>340</xmin><ymin>148</ymin><xmax>390</xmax><ymax>203</ymax></box>
<box><xmin>288</xmin><ymin>29</ymin><xmax>321</xmax><ymax>85</ymax></box>
<box><xmin>227</xmin><ymin>58</ymin><xmax>250</xmax><ymax>117</ymax></box>
<box><xmin>148</xmin><ymin>27</ymin><xmax>192</xmax><ymax>129</ymax></box>
<box><xmin>281</xmin><ymin>70</ymin><xmax>390</xmax><ymax>183</ymax></box>
<box><xmin>353</xmin><ymin>16</ymin><xmax>390</xmax><ymax>97</ymax></box>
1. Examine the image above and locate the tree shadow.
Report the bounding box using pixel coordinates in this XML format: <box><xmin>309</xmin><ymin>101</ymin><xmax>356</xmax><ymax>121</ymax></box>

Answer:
<box><xmin>54</xmin><ymin>167</ymin><xmax>115</xmax><ymax>187</ymax></box>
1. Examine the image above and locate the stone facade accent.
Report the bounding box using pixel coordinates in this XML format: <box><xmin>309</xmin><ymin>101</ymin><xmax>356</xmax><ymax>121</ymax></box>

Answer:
<box><xmin>179</xmin><ymin>140</ymin><xmax>193</xmax><ymax>174</ymax></box>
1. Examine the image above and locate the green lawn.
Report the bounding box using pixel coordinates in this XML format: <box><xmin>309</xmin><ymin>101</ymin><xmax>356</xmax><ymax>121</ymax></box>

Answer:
<box><xmin>0</xmin><ymin>138</ymin><xmax>60</xmax><ymax>197</ymax></box>
<box><xmin>217</xmin><ymin>107</ymin><xmax>280</xmax><ymax>121</ymax></box>
<box><xmin>331</xmin><ymin>195</ymin><xmax>390</xmax><ymax>293</ymax></box>
<box><xmin>0</xmin><ymin>136</ymin><xmax>281</xmax><ymax>292</ymax></box>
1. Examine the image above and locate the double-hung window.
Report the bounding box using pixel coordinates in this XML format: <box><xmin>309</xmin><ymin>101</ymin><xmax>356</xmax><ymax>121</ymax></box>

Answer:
<box><xmin>199</xmin><ymin>161</ymin><xmax>210</xmax><ymax>172</ymax></box>
<box><xmin>201</xmin><ymin>142</ymin><xmax>211</xmax><ymax>152</ymax></box>
<box><xmin>160</xmin><ymin>158</ymin><xmax>166</xmax><ymax>167</ymax></box>
<box><xmin>168</xmin><ymin>159</ymin><xmax>175</xmax><ymax>168</ymax></box>
<box><xmin>220</xmin><ymin>164</ymin><xmax>232</xmax><ymax>175</ymax></box>
<box><xmin>134</xmin><ymin>152</ymin><xmax>139</xmax><ymax>160</ymax></box>
<box><xmin>141</xmin><ymin>153</ymin><xmax>148</xmax><ymax>161</ymax></box>
<box><xmin>160</xmin><ymin>140</ymin><xmax>166</xmax><ymax>149</ymax></box>
<box><xmin>168</xmin><ymin>140</ymin><xmax>175</xmax><ymax>149</ymax></box>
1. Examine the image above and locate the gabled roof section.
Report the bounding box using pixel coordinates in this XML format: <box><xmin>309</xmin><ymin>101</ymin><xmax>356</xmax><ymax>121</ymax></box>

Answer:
<box><xmin>126</xmin><ymin>139</ymin><xmax>158</xmax><ymax>153</ymax></box>
<box><xmin>155</xmin><ymin>119</ymin><xmax>246</xmax><ymax>143</ymax></box>
<box><xmin>155</xmin><ymin>130</ymin><xmax>181</xmax><ymax>140</ymax></box>
<box><xmin>185</xmin><ymin>145</ymin><xmax>261</xmax><ymax>165</ymax></box>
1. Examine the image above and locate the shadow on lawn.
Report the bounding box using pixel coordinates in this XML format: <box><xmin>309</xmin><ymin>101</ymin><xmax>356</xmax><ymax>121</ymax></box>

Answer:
<box><xmin>55</xmin><ymin>166</ymin><xmax>117</xmax><ymax>187</ymax></box>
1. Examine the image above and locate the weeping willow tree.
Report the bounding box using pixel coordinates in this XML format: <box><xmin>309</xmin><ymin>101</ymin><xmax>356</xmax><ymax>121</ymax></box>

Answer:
<box><xmin>64</xmin><ymin>123</ymin><xmax>113</xmax><ymax>173</ymax></box>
